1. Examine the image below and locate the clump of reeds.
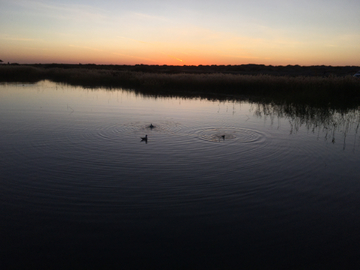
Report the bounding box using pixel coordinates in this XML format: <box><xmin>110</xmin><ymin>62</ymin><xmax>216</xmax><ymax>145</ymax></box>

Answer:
<box><xmin>251</xmin><ymin>101</ymin><xmax>360</xmax><ymax>148</ymax></box>
<box><xmin>0</xmin><ymin>65</ymin><xmax>46</xmax><ymax>82</ymax></box>
<box><xmin>1</xmin><ymin>65</ymin><xmax>360</xmax><ymax>109</ymax></box>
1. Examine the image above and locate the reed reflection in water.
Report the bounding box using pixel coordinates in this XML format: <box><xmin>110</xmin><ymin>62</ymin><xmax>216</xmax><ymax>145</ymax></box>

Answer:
<box><xmin>1</xmin><ymin>81</ymin><xmax>360</xmax><ymax>269</ymax></box>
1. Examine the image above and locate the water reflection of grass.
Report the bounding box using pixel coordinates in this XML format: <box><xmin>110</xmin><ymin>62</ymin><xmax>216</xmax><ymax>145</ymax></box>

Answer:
<box><xmin>252</xmin><ymin>102</ymin><xmax>360</xmax><ymax>149</ymax></box>
<box><xmin>1</xmin><ymin>65</ymin><xmax>360</xmax><ymax>108</ymax></box>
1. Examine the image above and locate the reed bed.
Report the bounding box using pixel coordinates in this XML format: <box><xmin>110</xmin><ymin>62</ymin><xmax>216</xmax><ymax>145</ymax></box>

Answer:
<box><xmin>1</xmin><ymin>65</ymin><xmax>360</xmax><ymax>108</ymax></box>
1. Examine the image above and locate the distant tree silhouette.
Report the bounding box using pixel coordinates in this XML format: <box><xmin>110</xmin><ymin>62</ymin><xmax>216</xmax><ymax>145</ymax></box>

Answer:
<box><xmin>0</xmin><ymin>60</ymin><xmax>3</xmax><ymax>63</ymax></box>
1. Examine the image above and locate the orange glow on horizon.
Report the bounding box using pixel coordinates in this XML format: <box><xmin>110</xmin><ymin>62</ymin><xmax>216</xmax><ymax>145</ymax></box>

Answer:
<box><xmin>1</xmin><ymin>38</ymin><xmax>360</xmax><ymax>67</ymax></box>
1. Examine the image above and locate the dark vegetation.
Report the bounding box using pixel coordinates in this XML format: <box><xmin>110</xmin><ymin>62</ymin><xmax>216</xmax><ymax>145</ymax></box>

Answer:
<box><xmin>2</xmin><ymin>63</ymin><xmax>359</xmax><ymax>76</ymax></box>
<box><xmin>1</xmin><ymin>63</ymin><xmax>360</xmax><ymax>109</ymax></box>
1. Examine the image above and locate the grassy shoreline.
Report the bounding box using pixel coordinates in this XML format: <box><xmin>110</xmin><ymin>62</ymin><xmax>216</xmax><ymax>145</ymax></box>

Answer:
<box><xmin>1</xmin><ymin>64</ymin><xmax>360</xmax><ymax>108</ymax></box>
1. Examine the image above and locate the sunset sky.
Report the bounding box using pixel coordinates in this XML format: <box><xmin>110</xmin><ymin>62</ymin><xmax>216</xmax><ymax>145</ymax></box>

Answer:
<box><xmin>1</xmin><ymin>0</ymin><xmax>359</xmax><ymax>66</ymax></box>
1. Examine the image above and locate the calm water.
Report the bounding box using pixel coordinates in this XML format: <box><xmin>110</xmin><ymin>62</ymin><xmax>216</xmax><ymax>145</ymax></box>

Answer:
<box><xmin>1</xmin><ymin>81</ymin><xmax>360</xmax><ymax>269</ymax></box>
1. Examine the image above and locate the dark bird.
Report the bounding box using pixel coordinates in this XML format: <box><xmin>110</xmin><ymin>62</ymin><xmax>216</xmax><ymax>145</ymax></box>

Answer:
<box><xmin>149</xmin><ymin>123</ymin><xmax>155</xmax><ymax>129</ymax></box>
<box><xmin>221</xmin><ymin>135</ymin><xmax>225</xmax><ymax>140</ymax></box>
<box><xmin>141</xmin><ymin>135</ymin><xmax>148</xmax><ymax>143</ymax></box>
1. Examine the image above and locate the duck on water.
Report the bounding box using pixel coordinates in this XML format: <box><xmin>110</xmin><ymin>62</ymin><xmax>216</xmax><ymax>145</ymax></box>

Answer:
<box><xmin>141</xmin><ymin>135</ymin><xmax>148</xmax><ymax>143</ymax></box>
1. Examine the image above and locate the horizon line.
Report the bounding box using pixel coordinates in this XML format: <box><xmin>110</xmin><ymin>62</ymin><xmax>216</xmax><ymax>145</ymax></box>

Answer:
<box><xmin>2</xmin><ymin>62</ymin><xmax>360</xmax><ymax>68</ymax></box>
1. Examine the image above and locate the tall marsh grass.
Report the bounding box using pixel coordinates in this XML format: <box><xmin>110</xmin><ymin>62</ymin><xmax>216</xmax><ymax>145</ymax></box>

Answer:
<box><xmin>1</xmin><ymin>65</ymin><xmax>360</xmax><ymax>108</ymax></box>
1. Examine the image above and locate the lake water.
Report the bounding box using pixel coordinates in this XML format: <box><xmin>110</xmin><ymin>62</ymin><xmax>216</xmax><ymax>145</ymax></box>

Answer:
<box><xmin>1</xmin><ymin>81</ymin><xmax>360</xmax><ymax>269</ymax></box>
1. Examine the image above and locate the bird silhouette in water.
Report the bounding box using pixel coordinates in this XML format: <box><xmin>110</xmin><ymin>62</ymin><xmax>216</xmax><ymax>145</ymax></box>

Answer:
<box><xmin>149</xmin><ymin>123</ymin><xmax>155</xmax><ymax>129</ymax></box>
<box><xmin>221</xmin><ymin>135</ymin><xmax>225</xmax><ymax>140</ymax></box>
<box><xmin>141</xmin><ymin>135</ymin><xmax>148</xmax><ymax>143</ymax></box>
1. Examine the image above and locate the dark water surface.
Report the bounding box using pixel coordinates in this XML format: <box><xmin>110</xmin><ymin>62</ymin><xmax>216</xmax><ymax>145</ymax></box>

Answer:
<box><xmin>1</xmin><ymin>81</ymin><xmax>360</xmax><ymax>269</ymax></box>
